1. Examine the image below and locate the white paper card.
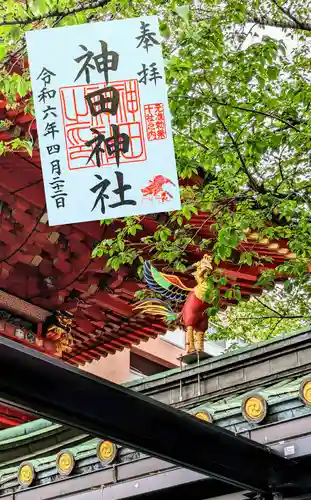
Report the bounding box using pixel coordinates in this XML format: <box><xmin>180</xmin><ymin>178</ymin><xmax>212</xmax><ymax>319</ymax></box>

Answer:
<box><xmin>26</xmin><ymin>16</ymin><xmax>180</xmax><ymax>226</ymax></box>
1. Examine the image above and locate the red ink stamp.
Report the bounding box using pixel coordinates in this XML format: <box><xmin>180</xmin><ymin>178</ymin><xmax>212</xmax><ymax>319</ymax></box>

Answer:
<box><xmin>144</xmin><ymin>103</ymin><xmax>167</xmax><ymax>141</ymax></box>
<box><xmin>59</xmin><ymin>79</ymin><xmax>146</xmax><ymax>170</ymax></box>
<box><xmin>141</xmin><ymin>175</ymin><xmax>175</xmax><ymax>202</ymax></box>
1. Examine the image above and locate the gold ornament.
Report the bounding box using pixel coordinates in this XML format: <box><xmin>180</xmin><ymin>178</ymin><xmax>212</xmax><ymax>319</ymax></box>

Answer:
<box><xmin>97</xmin><ymin>440</ymin><xmax>117</xmax><ymax>464</ymax></box>
<box><xmin>299</xmin><ymin>377</ymin><xmax>311</xmax><ymax>406</ymax></box>
<box><xmin>56</xmin><ymin>450</ymin><xmax>75</xmax><ymax>476</ymax></box>
<box><xmin>195</xmin><ymin>410</ymin><xmax>213</xmax><ymax>423</ymax></box>
<box><xmin>242</xmin><ymin>394</ymin><xmax>267</xmax><ymax>423</ymax></box>
<box><xmin>18</xmin><ymin>462</ymin><xmax>35</xmax><ymax>487</ymax></box>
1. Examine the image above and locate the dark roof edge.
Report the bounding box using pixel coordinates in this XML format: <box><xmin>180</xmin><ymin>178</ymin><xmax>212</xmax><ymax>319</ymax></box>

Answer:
<box><xmin>124</xmin><ymin>327</ymin><xmax>311</xmax><ymax>391</ymax></box>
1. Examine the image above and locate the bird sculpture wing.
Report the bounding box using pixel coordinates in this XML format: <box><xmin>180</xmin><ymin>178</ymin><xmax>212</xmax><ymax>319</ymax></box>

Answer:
<box><xmin>133</xmin><ymin>298</ymin><xmax>178</xmax><ymax>323</ymax></box>
<box><xmin>143</xmin><ymin>261</ymin><xmax>192</xmax><ymax>302</ymax></box>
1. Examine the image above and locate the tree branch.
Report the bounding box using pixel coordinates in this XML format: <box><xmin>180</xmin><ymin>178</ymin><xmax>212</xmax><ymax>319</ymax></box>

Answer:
<box><xmin>270</xmin><ymin>0</ymin><xmax>307</xmax><ymax>30</ymax></box>
<box><xmin>250</xmin><ymin>14</ymin><xmax>311</xmax><ymax>31</ymax></box>
<box><xmin>194</xmin><ymin>6</ymin><xmax>311</xmax><ymax>32</ymax></box>
<box><xmin>215</xmin><ymin>111</ymin><xmax>266</xmax><ymax>194</ymax></box>
<box><xmin>0</xmin><ymin>0</ymin><xmax>111</xmax><ymax>26</ymax></box>
<box><xmin>170</xmin><ymin>96</ymin><xmax>303</xmax><ymax>132</ymax></box>
<box><xmin>267</xmin><ymin>317</ymin><xmax>283</xmax><ymax>338</ymax></box>
<box><xmin>236</xmin><ymin>315</ymin><xmax>304</xmax><ymax>320</ymax></box>
<box><xmin>212</xmin><ymin>100</ymin><xmax>302</xmax><ymax>132</ymax></box>
<box><xmin>0</xmin><ymin>10</ymin><xmax>72</xmax><ymax>71</ymax></box>
<box><xmin>254</xmin><ymin>296</ymin><xmax>281</xmax><ymax>315</ymax></box>
<box><xmin>173</xmin><ymin>130</ymin><xmax>211</xmax><ymax>152</ymax></box>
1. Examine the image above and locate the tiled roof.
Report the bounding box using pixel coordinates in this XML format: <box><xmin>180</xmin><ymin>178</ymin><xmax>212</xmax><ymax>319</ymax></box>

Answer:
<box><xmin>189</xmin><ymin>375</ymin><xmax>311</xmax><ymax>429</ymax></box>
<box><xmin>1</xmin><ymin>371</ymin><xmax>311</xmax><ymax>493</ymax></box>
<box><xmin>124</xmin><ymin>327</ymin><xmax>311</xmax><ymax>388</ymax></box>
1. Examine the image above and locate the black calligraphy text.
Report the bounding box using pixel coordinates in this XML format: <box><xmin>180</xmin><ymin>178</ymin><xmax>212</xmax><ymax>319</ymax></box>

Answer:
<box><xmin>74</xmin><ymin>41</ymin><xmax>119</xmax><ymax>84</ymax></box>
<box><xmin>85</xmin><ymin>125</ymin><xmax>130</xmax><ymax>168</ymax></box>
<box><xmin>138</xmin><ymin>62</ymin><xmax>162</xmax><ymax>85</ymax></box>
<box><xmin>85</xmin><ymin>86</ymin><xmax>120</xmax><ymax>116</ymax></box>
<box><xmin>90</xmin><ymin>172</ymin><xmax>136</xmax><ymax>215</ymax></box>
<box><xmin>136</xmin><ymin>21</ymin><xmax>160</xmax><ymax>52</ymax></box>
<box><xmin>36</xmin><ymin>66</ymin><xmax>67</xmax><ymax>210</ymax></box>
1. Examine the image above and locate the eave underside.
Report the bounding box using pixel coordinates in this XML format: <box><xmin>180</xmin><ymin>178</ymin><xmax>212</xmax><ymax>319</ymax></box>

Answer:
<box><xmin>0</xmin><ymin>151</ymin><xmax>294</xmax><ymax>366</ymax></box>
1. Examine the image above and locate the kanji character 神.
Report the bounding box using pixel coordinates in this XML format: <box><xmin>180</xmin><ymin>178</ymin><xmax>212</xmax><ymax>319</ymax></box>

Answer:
<box><xmin>74</xmin><ymin>41</ymin><xmax>119</xmax><ymax>84</ymax></box>
<box><xmin>85</xmin><ymin>125</ymin><xmax>130</xmax><ymax>168</ymax></box>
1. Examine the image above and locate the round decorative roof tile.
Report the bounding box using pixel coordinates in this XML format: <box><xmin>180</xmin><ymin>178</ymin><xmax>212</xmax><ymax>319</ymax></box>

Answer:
<box><xmin>56</xmin><ymin>450</ymin><xmax>75</xmax><ymax>476</ymax></box>
<box><xmin>18</xmin><ymin>462</ymin><xmax>35</xmax><ymax>487</ymax></box>
<box><xmin>195</xmin><ymin>410</ymin><xmax>213</xmax><ymax>423</ymax></box>
<box><xmin>242</xmin><ymin>393</ymin><xmax>267</xmax><ymax>424</ymax></box>
<box><xmin>97</xmin><ymin>440</ymin><xmax>117</xmax><ymax>464</ymax></box>
<box><xmin>299</xmin><ymin>376</ymin><xmax>311</xmax><ymax>406</ymax></box>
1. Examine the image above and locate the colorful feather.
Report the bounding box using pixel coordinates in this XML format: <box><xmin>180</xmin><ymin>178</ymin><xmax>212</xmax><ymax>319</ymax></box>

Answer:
<box><xmin>143</xmin><ymin>261</ymin><xmax>192</xmax><ymax>302</ymax></box>
<box><xmin>133</xmin><ymin>298</ymin><xmax>178</xmax><ymax>323</ymax></box>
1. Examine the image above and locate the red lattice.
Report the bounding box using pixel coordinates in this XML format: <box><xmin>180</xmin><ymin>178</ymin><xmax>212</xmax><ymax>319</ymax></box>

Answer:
<box><xmin>144</xmin><ymin>103</ymin><xmax>167</xmax><ymax>141</ymax></box>
<box><xmin>60</xmin><ymin>79</ymin><xmax>146</xmax><ymax>170</ymax></box>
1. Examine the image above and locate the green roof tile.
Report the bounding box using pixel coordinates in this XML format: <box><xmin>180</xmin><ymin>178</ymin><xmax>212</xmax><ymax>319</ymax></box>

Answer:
<box><xmin>1</xmin><ymin>327</ymin><xmax>311</xmax><ymax>489</ymax></box>
<box><xmin>124</xmin><ymin>327</ymin><xmax>311</xmax><ymax>388</ymax></box>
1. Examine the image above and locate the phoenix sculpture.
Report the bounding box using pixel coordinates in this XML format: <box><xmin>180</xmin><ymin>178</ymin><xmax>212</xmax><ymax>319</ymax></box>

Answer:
<box><xmin>134</xmin><ymin>255</ymin><xmax>214</xmax><ymax>353</ymax></box>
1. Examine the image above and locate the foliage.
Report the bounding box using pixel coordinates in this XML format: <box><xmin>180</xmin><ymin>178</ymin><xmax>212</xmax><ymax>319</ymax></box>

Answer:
<box><xmin>2</xmin><ymin>0</ymin><xmax>311</xmax><ymax>338</ymax></box>
<box><xmin>209</xmin><ymin>281</ymin><xmax>311</xmax><ymax>342</ymax></box>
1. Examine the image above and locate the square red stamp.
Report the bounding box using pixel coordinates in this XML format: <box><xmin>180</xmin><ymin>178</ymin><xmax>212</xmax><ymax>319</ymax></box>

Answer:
<box><xmin>59</xmin><ymin>79</ymin><xmax>146</xmax><ymax>170</ymax></box>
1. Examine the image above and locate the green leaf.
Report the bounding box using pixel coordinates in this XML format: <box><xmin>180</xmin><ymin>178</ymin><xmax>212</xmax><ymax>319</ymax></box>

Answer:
<box><xmin>30</xmin><ymin>0</ymin><xmax>49</xmax><ymax>14</ymax></box>
<box><xmin>0</xmin><ymin>46</ymin><xmax>6</xmax><ymax>61</ymax></box>
<box><xmin>224</xmin><ymin>289</ymin><xmax>233</xmax><ymax>299</ymax></box>
<box><xmin>159</xmin><ymin>22</ymin><xmax>170</xmax><ymax>39</ymax></box>
<box><xmin>267</xmin><ymin>66</ymin><xmax>278</xmax><ymax>80</ymax></box>
<box><xmin>118</xmin><ymin>240</ymin><xmax>125</xmax><ymax>251</ymax></box>
<box><xmin>137</xmin><ymin>265</ymin><xmax>144</xmax><ymax>279</ymax></box>
<box><xmin>208</xmin><ymin>307</ymin><xmax>219</xmax><ymax>317</ymax></box>
<box><xmin>10</xmin><ymin>27</ymin><xmax>22</xmax><ymax>42</ymax></box>
<box><xmin>234</xmin><ymin>288</ymin><xmax>242</xmax><ymax>301</ymax></box>
<box><xmin>284</xmin><ymin>280</ymin><xmax>293</xmax><ymax>293</ymax></box>
<box><xmin>175</xmin><ymin>5</ymin><xmax>190</xmax><ymax>24</ymax></box>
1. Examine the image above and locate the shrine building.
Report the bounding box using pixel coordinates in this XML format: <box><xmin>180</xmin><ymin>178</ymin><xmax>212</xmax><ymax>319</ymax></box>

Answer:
<box><xmin>1</xmin><ymin>329</ymin><xmax>311</xmax><ymax>500</ymax></box>
<box><xmin>2</xmin><ymin>55</ymin><xmax>311</xmax><ymax>500</ymax></box>
<box><xmin>0</xmin><ymin>88</ymin><xmax>301</xmax><ymax>425</ymax></box>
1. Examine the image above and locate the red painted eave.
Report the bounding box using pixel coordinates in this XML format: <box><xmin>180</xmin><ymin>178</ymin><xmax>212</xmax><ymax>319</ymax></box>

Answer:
<box><xmin>0</xmin><ymin>88</ymin><xmax>296</xmax><ymax>370</ymax></box>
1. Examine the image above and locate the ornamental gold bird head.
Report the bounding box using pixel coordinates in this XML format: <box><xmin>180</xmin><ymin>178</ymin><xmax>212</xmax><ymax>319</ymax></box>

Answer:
<box><xmin>56</xmin><ymin>310</ymin><xmax>73</xmax><ymax>328</ymax></box>
<box><xmin>193</xmin><ymin>254</ymin><xmax>213</xmax><ymax>283</ymax></box>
